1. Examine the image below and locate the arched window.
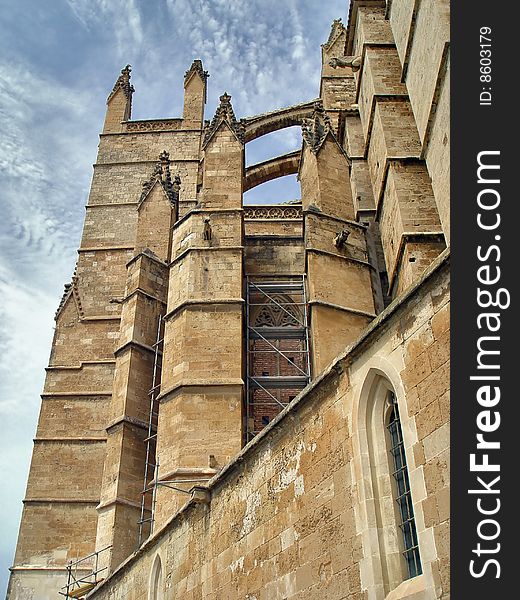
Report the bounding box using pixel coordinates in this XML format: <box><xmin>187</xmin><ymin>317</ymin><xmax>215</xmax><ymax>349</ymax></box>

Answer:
<box><xmin>355</xmin><ymin>368</ymin><xmax>425</xmax><ymax>597</ymax></box>
<box><xmin>386</xmin><ymin>391</ymin><xmax>422</xmax><ymax>580</ymax></box>
<box><xmin>149</xmin><ymin>554</ymin><xmax>163</xmax><ymax>600</ymax></box>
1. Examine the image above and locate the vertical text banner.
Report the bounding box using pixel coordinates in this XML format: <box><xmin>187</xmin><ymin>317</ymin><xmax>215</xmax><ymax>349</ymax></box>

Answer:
<box><xmin>452</xmin><ymin>0</ymin><xmax>516</xmax><ymax>596</ymax></box>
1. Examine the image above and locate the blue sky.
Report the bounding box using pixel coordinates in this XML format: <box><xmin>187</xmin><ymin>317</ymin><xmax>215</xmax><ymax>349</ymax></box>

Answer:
<box><xmin>0</xmin><ymin>0</ymin><xmax>347</xmax><ymax>594</ymax></box>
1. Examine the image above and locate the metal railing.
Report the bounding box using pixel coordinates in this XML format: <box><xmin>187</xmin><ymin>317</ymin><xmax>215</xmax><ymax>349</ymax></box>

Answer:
<box><xmin>59</xmin><ymin>545</ymin><xmax>112</xmax><ymax>599</ymax></box>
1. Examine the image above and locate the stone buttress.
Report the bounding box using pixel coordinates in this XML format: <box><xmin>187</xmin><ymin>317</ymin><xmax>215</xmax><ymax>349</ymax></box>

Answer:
<box><xmin>154</xmin><ymin>93</ymin><xmax>245</xmax><ymax>524</ymax></box>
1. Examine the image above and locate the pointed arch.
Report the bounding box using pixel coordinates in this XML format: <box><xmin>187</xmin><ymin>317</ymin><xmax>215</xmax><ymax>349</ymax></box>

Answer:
<box><xmin>353</xmin><ymin>360</ymin><xmax>426</xmax><ymax>598</ymax></box>
<box><xmin>243</xmin><ymin>100</ymin><xmax>317</xmax><ymax>143</ymax></box>
<box><xmin>148</xmin><ymin>553</ymin><xmax>164</xmax><ymax>600</ymax></box>
<box><xmin>253</xmin><ymin>293</ymin><xmax>302</xmax><ymax>328</ymax></box>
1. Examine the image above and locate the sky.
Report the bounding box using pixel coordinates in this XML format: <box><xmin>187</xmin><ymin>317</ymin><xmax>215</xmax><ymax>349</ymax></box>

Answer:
<box><xmin>0</xmin><ymin>0</ymin><xmax>347</xmax><ymax>594</ymax></box>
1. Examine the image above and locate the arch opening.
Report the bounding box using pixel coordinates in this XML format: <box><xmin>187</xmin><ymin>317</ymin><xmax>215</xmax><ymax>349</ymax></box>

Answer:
<box><xmin>243</xmin><ymin>174</ymin><xmax>300</xmax><ymax>205</ymax></box>
<box><xmin>245</xmin><ymin>126</ymin><xmax>301</xmax><ymax>166</ymax></box>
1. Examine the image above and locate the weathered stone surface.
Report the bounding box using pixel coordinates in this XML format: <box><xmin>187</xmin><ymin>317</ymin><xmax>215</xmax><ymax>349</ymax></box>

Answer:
<box><xmin>8</xmin><ymin>8</ymin><xmax>450</xmax><ymax>600</ymax></box>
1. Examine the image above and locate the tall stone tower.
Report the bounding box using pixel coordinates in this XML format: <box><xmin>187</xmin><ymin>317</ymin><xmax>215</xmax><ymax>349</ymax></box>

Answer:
<box><xmin>8</xmin><ymin>2</ymin><xmax>450</xmax><ymax>598</ymax></box>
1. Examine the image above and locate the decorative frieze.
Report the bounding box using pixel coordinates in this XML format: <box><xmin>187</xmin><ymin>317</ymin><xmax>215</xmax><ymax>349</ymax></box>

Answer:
<box><xmin>244</xmin><ymin>206</ymin><xmax>302</xmax><ymax>220</ymax></box>
<box><xmin>125</xmin><ymin>119</ymin><xmax>182</xmax><ymax>132</ymax></box>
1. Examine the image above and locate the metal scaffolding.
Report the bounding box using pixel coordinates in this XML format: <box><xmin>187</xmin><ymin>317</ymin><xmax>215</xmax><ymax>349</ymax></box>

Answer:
<box><xmin>59</xmin><ymin>546</ymin><xmax>111</xmax><ymax>599</ymax></box>
<box><xmin>137</xmin><ymin>314</ymin><xmax>164</xmax><ymax>546</ymax></box>
<box><xmin>245</xmin><ymin>276</ymin><xmax>311</xmax><ymax>442</ymax></box>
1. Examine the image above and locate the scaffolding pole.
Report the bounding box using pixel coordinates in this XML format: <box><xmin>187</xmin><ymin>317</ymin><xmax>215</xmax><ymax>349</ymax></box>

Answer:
<box><xmin>137</xmin><ymin>314</ymin><xmax>164</xmax><ymax>546</ymax></box>
<box><xmin>59</xmin><ymin>546</ymin><xmax>112</xmax><ymax>599</ymax></box>
<box><xmin>245</xmin><ymin>276</ymin><xmax>311</xmax><ymax>442</ymax></box>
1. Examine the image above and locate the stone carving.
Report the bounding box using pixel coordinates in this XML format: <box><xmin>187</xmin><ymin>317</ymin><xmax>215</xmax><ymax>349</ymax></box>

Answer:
<box><xmin>254</xmin><ymin>296</ymin><xmax>301</xmax><ymax>328</ymax></box>
<box><xmin>184</xmin><ymin>59</ymin><xmax>209</xmax><ymax>84</ymax></box>
<box><xmin>322</xmin><ymin>18</ymin><xmax>346</xmax><ymax>51</ymax></box>
<box><xmin>139</xmin><ymin>151</ymin><xmax>181</xmax><ymax>207</ymax></box>
<box><xmin>203</xmin><ymin>217</ymin><xmax>212</xmax><ymax>241</ymax></box>
<box><xmin>109</xmin><ymin>64</ymin><xmax>134</xmax><ymax>101</ymax></box>
<box><xmin>243</xmin><ymin>206</ymin><xmax>302</xmax><ymax>220</ymax></box>
<box><xmin>329</xmin><ymin>55</ymin><xmax>362</xmax><ymax>72</ymax></box>
<box><xmin>55</xmin><ymin>268</ymin><xmax>84</xmax><ymax>320</ymax></box>
<box><xmin>203</xmin><ymin>92</ymin><xmax>245</xmax><ymax>147</ymax></box>
<box><xmin>334</xmin><ymin>228</ymin><xmax>350</xmax><ymax>249</ymax></box>
<box><xmin>125</xmin><ymin>119</ymin><xmax>182</xmax><ymax>132</ymax></box>
<box><xmin>301</xmin><ymin>102</ymin><xmax>333</xmax><ymax>154</ymax></box>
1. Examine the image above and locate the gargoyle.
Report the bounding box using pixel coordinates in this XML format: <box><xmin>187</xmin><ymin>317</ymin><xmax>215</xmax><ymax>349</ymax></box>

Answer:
<box><xmin>203</xmin><ymin>217</ymin><xmax>212</xmax><ymax>241</ymax></box>
<box><xmin>334</xmin><ymin>228</ymin><xmax>350</xmax><ymax>249</ymax></box>
<box><xmin>329</xmin><ymin>55</ymin><xmax>362</xmax><ymax>72</ymax></box>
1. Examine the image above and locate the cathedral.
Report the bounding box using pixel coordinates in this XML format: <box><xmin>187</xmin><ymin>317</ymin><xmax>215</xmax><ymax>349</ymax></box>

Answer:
<box><xmin>7</xmin><ymin>1</ymin><xmax>450</xmax><ymax>598</ymax></box>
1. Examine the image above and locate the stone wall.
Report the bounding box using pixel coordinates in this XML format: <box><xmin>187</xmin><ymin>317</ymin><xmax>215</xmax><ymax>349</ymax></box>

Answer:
<box><xmin>85</xmin><ymin>253</ymin><xmax>449</xmax><ymax>600</ymax></box>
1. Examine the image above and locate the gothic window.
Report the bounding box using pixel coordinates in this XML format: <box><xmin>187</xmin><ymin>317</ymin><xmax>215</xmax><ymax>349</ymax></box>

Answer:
<box><xmin>356</xmin><ymin>370</ymin><xmax>425</xmax><ymax>596</ymax></box>
<box><xmin>149</xmin><ymin>554</ymin><xmax>164</xmax><ymax>600</ymax></box>
<box><xmin>253</xmin><ymin>294</ymin><xmax>301</xmax><ymax>328</ymax></box>
<box><xmin>386</xmin><ymin>391</ymin><xmax>422</xmax><ymax>579</ymax></box>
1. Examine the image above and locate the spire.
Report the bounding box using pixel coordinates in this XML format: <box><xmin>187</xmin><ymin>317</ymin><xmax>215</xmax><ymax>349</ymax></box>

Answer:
<box><xmin>322</xmin><ymin>18</ymin><xmax>346</xmax><ymax>51</ymax></box>
<box><xmin>301</xmin><ymin>101</ymin><xmax>334</xmax><ymax>154</ymax></box>
<box><xmin>139</xmin><ymin>151</ymin><xmax>180</xmax><ymax>207</ymax></box>
<box><xmin>107</xmin><ymin>64</ymin><xmax>135</xmax><ymax>103</ymax></box>
<box><xmin>202</xmin><ymin>92</ymin><xmax>245</xmax><ymax>148</ymax></box>
<box><xmin>103</xmin><ymin>65</ymin><xmax>134</xmax><ymax>131</ymax></box>
<box><xmin>184</xmin><ymin>59</ymin><xmax>209</xmax><ymax>85</ymax></box>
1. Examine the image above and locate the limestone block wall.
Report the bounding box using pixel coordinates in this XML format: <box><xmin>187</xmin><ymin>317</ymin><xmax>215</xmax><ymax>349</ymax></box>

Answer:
<box><xmin>8</xmin><ymin>62</ymin><xmax>207</xmax><ymax>598</ymax></box>
<box><xmin>85</xmin><ymin>253</ymin><xmax>449</xmax><ymax>600</ymax></box>
<box><xmin>155</xmin><ymin>113</ymin><xmax>245</xmax><ymax>524</ymax></box>
<box><xmin>342</xmin><ymin>0</ymin><xmax>447</xmax><ymax>304</ymax></box>
<box><xmin>95</xmin><ymin>251</ymin><xmax>169</xmax><ymax>571</ymax></box>
<box><xmin>352</xmin><ymin>4</ymin><xmax>394</xmax><ymax>53</ymax></box>
<box><xmin>244</xmin><ymin>237</ymin><xmax>304</xmax><ymax>276</ymax></box>
<box><xmin>299</xmin><ymin>127</ymin><xmax>376</xmax><ymax>373</ymax></box>
<box><xmin>388</xmin><ymin>0</ymin><xmax>450</xmax><ymax>240</ymax></box>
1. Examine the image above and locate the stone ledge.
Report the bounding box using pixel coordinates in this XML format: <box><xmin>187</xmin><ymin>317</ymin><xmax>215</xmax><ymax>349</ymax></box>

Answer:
<box><xmin>305</xmin><ymin>247</ymin><xmax>372</xmax><ymax>270</ymax></box>
<box><xmin>169</xmin><ymin>245</ymin><xmax>244</xmax><ymax>267</ymax></box>
<box><xmin>308</xmin><ymin>299</ymin><xmax>376</xmax><ymax>319</ymax></box>
<box><xmin>96</xmin><ymin>497</ymin><xmax>143</xmax><ymax>511</ymax></box>
<box><xmin>33</xmin><ymin>437</ymin><xmax>105</xmax><ymax>443</ymax></box>
<box><xmin>163</xmin><ymin>298</ymin><xmax>244</xmax><ymax>322</ymax></box>
<box><xmin>105</xmin><ymin>415</ymin><xmax>149</xmax><ymax>433</ymax></box>
<box><xmin>114</xmin><ymin>339</ymin><xmax>157</xmax><ymax>357</ymax></box>
<box><xmin>45</xmin><ymin>360</ymin><xmax>116</xmax><ymax>371</ymax></box>
<box><xmin>23</xmin><ymin>498</ymin><xmax>100</xmax><ymax>504</ymax></box>
<box><xmin>158</xmin><ymin>380</ymin><xmax>244</xmax><ymax>404</ymax></box>
<box><xmin>41</xmin><ymin>391</ymin><xmax>113</xmax><ymax>397</ymax></box>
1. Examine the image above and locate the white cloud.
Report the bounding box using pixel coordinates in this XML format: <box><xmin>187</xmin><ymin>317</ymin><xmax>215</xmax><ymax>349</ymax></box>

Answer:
<box><xmin>65</xmin><ymin>0</ymin><xmax>144</xmax><ymax>57</ymax></box>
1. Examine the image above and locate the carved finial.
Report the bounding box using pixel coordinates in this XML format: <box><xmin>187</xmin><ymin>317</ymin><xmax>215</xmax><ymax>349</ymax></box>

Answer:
<box><xmin>323</xmin><ymin>18</ymin><xmax>346</xmax><ymax>51</ymax></box>
<box><xmin>139</xmin><ymin>152</ymin><xmax>181</xmax><ymax>207</ymax></box>
<box><xmin>202</xmin><ymin>92</ymin><xmax>245</xmax><ymax>147</ymax></box>
<box><xmin>109</xmin><ymin>64</ymin><xmax>135</xmax><ymax>100</ymax></box>
<box><xmin>302</xmin><ymin>102</ymin><xmax>333</xmax><ymax>154</ymax></box>
<box><xmin>220</xmin><ymin>92</ymin><xmax>232</xmax><ymax>104</ymax></box>
<box><xmin>184</xmin><ymin>59</ymin><xmax>209</xmax><ymax>84</ymax></box>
